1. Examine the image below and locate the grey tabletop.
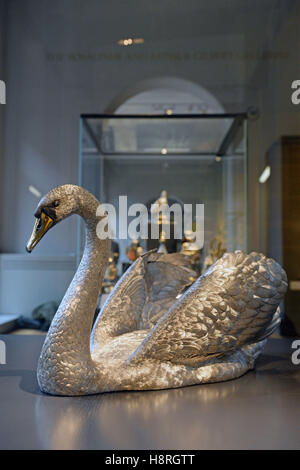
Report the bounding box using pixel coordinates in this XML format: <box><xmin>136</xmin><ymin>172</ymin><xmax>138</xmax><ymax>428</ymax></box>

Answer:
<box><xmin>0</xmin><ymin>334</ymin><xmax>299</xmax><ymax>450</ymax></box>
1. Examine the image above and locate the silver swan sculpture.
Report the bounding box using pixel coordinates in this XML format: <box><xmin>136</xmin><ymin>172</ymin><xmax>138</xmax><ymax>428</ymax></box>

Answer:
<box><xmin>26</xmin><ymin>185</ymin><xmax>288</xmax><ymax>396</ymax></box>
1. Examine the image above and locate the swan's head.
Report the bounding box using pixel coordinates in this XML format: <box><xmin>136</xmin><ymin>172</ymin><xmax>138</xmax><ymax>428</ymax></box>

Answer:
<box><xmin>26</xmin><ymin>184</ymin><xmax>86</xmax><ymax>252</ymax></box>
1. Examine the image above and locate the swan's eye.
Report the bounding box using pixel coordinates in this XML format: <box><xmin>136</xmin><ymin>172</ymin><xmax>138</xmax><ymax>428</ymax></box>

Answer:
<box><xmin>52</xmin><ymin>200</ymin><xmax>60</xmax><ymax>208</ymax></box>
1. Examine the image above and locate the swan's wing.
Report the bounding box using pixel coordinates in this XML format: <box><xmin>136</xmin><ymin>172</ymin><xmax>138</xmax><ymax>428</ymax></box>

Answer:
<box><xmin>90</xmin><ymin>251</ymin><xmax>195</xmax><ymax>348</ymax></box>
<box><xmin>137</xmin><ymin>252</ymin><xmax>196</xmax><ymax>329</ymax></box>
<box><xmin>128</xmin><ymin>251</ymin><xmax>288</xmax><ymax>365</ymax></box>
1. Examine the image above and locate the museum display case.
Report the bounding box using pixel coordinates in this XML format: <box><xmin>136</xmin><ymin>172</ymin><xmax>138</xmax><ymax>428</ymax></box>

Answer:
<box><xmin>78</xmin><ymin>114</ymin><xmax>248</xmax><ymax>273</ymax></box>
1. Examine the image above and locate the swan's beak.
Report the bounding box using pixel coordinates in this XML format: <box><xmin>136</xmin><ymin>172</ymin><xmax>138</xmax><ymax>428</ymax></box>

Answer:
<box><xmin>26</xmin><ymin>212</ymin><xmax>54</xmax><ymax>253</ymax></box>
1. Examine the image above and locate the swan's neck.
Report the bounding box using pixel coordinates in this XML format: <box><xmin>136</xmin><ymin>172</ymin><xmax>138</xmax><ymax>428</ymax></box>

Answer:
<box><xmin>37</xmin><ymin>199</ymin><xmax>110</xmax><ymax>395</ymax></box>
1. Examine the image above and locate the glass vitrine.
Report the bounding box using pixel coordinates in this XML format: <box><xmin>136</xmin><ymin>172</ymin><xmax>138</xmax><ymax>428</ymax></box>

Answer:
<box><xmin>78</xmin><ymin>114</ymin><xmax>248</xmax><ymax>272</ymax></box>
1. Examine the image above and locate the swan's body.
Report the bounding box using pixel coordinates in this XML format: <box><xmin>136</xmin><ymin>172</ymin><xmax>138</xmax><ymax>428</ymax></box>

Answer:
<box><xmin>26</xmin><ymin>185</ymin><xmax>288</xmax><ymax>396</ymax></box>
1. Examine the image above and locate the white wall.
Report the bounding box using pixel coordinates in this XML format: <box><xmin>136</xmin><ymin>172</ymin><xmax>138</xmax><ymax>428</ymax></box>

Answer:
<box><xmin>0</xmin><ymin>254</ymin><xmax>75</xmax><ymax>315</ymax></box>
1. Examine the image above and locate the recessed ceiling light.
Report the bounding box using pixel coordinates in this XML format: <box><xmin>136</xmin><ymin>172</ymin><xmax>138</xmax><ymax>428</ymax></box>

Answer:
<box><xmin>118</xmin><ymin>38</ymin><xmax>144</xmax><ymax>46</ymax></box>
<box><xmin>28</xmin><ymin>185</ymin><xmax>42</xmax><ymax>198</ymax></box>
<box><xmin>132</xmin><ymin>38</ymin><xmax>144</xmax><ymax>44</ymax></box>
<box><xmin>161</xmin><ymin>148</ymin><xmax>168</xmax><ymax>155</ymax></box>
<box><xmin>259</xmin><ymin>165</ymin><xmax>271</xmax><ymax>183</ymax></box>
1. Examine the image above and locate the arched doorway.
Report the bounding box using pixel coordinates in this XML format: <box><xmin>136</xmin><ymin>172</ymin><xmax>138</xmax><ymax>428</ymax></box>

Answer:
<box><xmin>106</xmin><ymin>76</ymin><xmax>225</xmax><ymax>115</ymax></box>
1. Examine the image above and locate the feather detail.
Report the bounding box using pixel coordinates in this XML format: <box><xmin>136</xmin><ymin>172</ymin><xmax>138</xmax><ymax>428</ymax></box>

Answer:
<box><xmin>128</xmin><ymin>251</ymin><xmax>287</xmax><ymax>365</ymax></box>
<box><xmin>91</xmin><ymin>251</ymin><xmax>195</xmax><ymax>348</ymax></box>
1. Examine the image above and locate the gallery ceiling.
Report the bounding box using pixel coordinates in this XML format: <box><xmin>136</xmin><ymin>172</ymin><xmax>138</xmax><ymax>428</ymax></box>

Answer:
<box><xmin>12</xmin><ymin>0</ymin><xmax>295</xmax><ymax>50</ymax></box>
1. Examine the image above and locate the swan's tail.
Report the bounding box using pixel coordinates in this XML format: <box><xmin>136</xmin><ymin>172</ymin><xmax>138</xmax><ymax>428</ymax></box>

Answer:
<box><xmin>242</xmin><ymin>307</ymin><xmax>281</xmax><ymax>364</ymax></box>
<box><xmin>252</xmin><ymin>306</ymin><xmax>282</xmax><ymax>343</ymax></box>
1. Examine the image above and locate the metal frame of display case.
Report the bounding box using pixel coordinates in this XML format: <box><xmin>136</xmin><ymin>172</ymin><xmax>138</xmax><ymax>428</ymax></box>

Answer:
<box><xmin>77</xmin><ymin>113</ymin><xmax>248</xmax><ymax>265</ymax></box>
<box><xmin>79</xmin><ymin>113</ymin><xmax>247</xmax><ymax>157</ymax></box>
